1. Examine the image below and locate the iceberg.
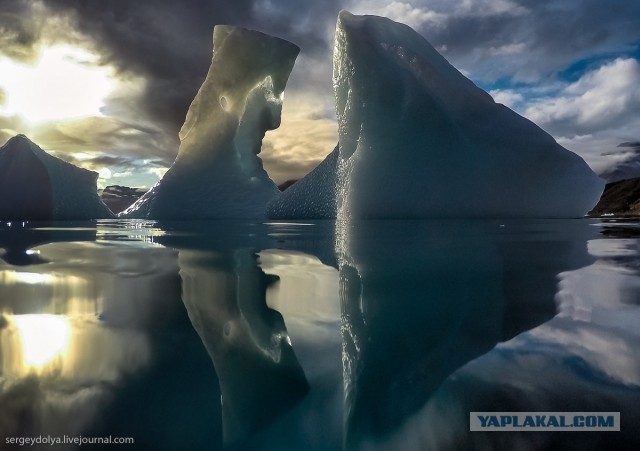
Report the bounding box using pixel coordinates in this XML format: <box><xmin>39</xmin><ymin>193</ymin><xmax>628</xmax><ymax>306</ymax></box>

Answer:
<box><xmin>329</xmin><ymin>11</ymin><xmax>604</xmax><ymax>219</ymax></box>
<box><xmin>122</xmin><ymin>27</ymin><xmax>299</xmax><ymax>219</ymax></box>
<box><xmin>0</xmin><ymin>135</ymin><xmax>112</xmax><ymax>220</ymax></box>
<box><xmin>267</xmin><ymin>144</ymin><xmax>339</xmax><ymax>219</ymax></box>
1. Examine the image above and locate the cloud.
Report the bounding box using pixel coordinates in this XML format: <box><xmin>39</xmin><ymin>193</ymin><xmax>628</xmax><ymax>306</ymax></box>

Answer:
<box><xmin>489</xmin><ymin>89</ymin><xmax>523</xmax><ymax>108</ymax></box>
<box><xmin>0</xmin><ymin>1</ymin><xmax>44</xmax><ymax>62</ymax></box>
<box><xmin>36</xmin><ymin>0</ymin><xmax>343</xmax><ymax>132</ymax></box>
<box><xmin>366</xmin><ymin>2</ymin><xmax>447</xmax><ymax>29</ymax></box>
<box><xmin>1</xmin><ymin>115</ymin><xmax>176</xmax><ymax>187</ymax></box>
<box><xmin>148</xmin><ymin>167</ymin><xmax>169</xmax><ymax>179</ymax></box>
<box><xmin>524</xmin><ymin>58</ymin><xmax>640</xmax><ymax>135</ymax></box>
<box><xmin>488</xmin><ymin>58</ymin><xmax>640</xmax><ymax>176</ymax></box>
<box><xmin>30</xmin><ymin>116</ymin><xmax>176</xmax><ymax>164</ymax></box>
<box><xmin>0</xmin><ymin>0</ymin><xmax>345</xmax><ymax>187</ymax></box>
<box><xmin>368</xmin><ymin>0</ymin><xmax>640</xmax><ymax>85</ymax></box>
<box><xmin>261</xmin><ymin>100</ymin><xmax>338</xmax><ymax>184</ymax></box>
<box><xmin>597</xmin><ymin>142</ymin><xmax>640</xmax><ymax>183</ymax></box>
<box><xmin>2</xmin><ymin>0</ymin><xmax>639</xmax><ymax>185</ymax></box>
<box><xmin>30</xmin><ymin>1</ymin><xmax>223</xmax><ymax>135</ymax></box>
<box><xmin>0</xmin><ymin>114</ymin><xmax>29</xmax><ymax>144</ymax></box>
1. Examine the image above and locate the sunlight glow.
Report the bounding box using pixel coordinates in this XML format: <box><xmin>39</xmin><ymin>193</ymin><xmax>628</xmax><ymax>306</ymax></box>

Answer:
<box><xmin>0</xmin><ymin>45</ymin><xmax>116</xmax><ymax>124</ymax></box>
<box><xmin>13</xmin><ymin>314</ymin><xmax>72</xmax><ymax>369</ymax></box>
<box><xmin>0</xmin><ymin>270</ymin><xmax>55</xmax><ymax>285</ymax></box>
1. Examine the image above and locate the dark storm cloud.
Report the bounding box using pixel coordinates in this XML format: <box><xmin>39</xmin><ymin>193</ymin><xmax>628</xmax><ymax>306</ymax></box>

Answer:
<box><xmin>33</xmin><ymin>0</ymin><xmax>343</xmax><ymax>134</ymax></box>
<box><xmin>406</xmin><ymin>0</ymin><xmax>640</xmax><ymax>83</ymax></box>
<box><xmin>38</xmin><ymin>0</ymin><xmax>254</xmax><ymax>132</ymax></box>
<box><xmin>5</xmin><ymin>1</ymin><xmax>639</xmax><ymax>129</ymax></box>
<box><xmin>0</xmin><ymin>0</ymin><xmax>344</xmax><ymax>181</ymax></box>
<box><xmin>3</xmin><ymin>0</ymin><xmax>639</xmax><ymax>184</ymax></box>
<box><xmin>246</xmin><ymin>0</ymin><xmax>344</xmax><ymax>98</ymax></box>
<box><xmin>0</xmin><ymin>0</ymin><xmax>43</xmax><ymax>62</ymax></box>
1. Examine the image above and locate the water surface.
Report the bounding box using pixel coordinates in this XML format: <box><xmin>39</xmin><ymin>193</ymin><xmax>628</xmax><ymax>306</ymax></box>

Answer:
<box><xmin>0</xmin><ymin>218</ymin><xmax>639</xmax><ymax>450</ymax></box>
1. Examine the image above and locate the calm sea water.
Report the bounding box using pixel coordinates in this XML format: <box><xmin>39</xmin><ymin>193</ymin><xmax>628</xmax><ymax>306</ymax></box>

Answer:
<box><xmin>0</xmin><ymin>218</ymin><xmax>639</xmax><ymax>450</ymax></box>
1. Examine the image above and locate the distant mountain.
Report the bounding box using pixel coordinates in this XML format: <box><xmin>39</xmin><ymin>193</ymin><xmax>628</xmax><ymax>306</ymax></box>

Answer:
<box><xmin>0</xmin><ymin>135</ymin><xmax>113</xmax><ymax>220</ymax></box>
<box><xmin>589</xmin><ymin>177</ymin><xmax>640</xmax><ymax>216</ymax></box>
<box><xmin>278</xmin><ymin>180</ymin><xmax>298</xmax><ymax>191</ymax></box>
<box><xmin>100</xmin><ymin>185</ymin><xmax>147</xmax><ymax>214</ymax></box>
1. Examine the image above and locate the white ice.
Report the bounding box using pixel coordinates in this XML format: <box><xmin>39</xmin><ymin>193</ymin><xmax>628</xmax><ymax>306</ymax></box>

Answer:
<box><xmin>121</xmin><ymin>26</ymin><xmax>299</xmax><ymax>219</ymax></box>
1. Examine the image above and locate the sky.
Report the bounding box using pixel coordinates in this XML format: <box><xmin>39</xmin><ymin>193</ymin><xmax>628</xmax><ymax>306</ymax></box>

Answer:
<box><xmin>0</xmin><ymin>0</ymin><xmax>639</xmax><ymax>188</ymax></box>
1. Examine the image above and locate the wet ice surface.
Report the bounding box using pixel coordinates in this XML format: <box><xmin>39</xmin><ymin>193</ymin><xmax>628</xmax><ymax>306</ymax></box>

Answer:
<box><xmin>0</xmin><ymin>218</ymin><xmax>639</xmax><ymax>450</ymax></box>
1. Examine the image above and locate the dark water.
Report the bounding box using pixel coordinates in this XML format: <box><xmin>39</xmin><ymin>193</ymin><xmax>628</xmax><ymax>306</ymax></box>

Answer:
<box><xmin>0</xmin><ymin>218</ymin><xmax>639</xmax><ymax>450</ymax></box>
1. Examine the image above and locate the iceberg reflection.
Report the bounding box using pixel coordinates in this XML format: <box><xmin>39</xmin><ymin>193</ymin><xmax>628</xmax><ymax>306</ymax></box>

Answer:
<box><xmin>1</xmin><ymin>218</ymin><xmax>639</xmax><ymax>449</ymax></box>
<box><xmin>336</xmin><ymin>219</ymin><xmax>600</xmax><ymax>449</ymax></box>
<box><xmin>178</xmin><ymin>247</ymin><xmax>309</xmax><ymax>446</ymax></box>
<box><xmin>0</xmin><ymin>220</ymin><xmax>97</xmax><ymax>266</ymax></box>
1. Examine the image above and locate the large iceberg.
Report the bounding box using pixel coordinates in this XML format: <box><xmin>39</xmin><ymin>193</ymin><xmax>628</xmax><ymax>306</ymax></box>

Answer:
<box><xmin>0</xmin><ymin>135</ymin><xmax>112</xmax><ymax>220</ymax></box>
<box><xmin>284</xmin><ymin>11</ymin><xmax>602</xmax><ymax>220</ymax></box>
<box><xmin>122</xmin><ymin>27</ymin><xmax>299</xmax><ymax>219</ymax></box>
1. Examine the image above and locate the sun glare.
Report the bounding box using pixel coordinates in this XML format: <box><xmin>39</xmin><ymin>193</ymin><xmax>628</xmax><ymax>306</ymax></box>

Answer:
<box><xmin>13</xmin><ymin>314</ymin><xmax>72</xmax><ymax>370</ymax></box>
<box><xmin>0</xmin><ymin>270</ymin><xmax>55</xmax><ymax>285</ymax></box>
<box><xmin>0</xmin><ymin>45</ymin><xmax>116</xmax><ymax>124</ymax></box>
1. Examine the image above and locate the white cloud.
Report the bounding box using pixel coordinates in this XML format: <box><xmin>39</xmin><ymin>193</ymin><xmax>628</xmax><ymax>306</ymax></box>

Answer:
<box><xmin>98</xmin><ymin>167</ymin><xmax>112</xmax><ymax>180</ymax></box>
<box><xmin>455</xmin><ymin>0</ymin><xmax>527</xmax><ymax>18</ymax></box>
<box><xmin>349</xmin><ymin>0</ymin><xmax>526</xmax><ymax>30</ymax></box>
<box><xmin>148</xmin><ymin>167</ymin><xmax>169</xmax><ymax>179</ymax></box>
<box><xmin>489</xmin><ymin>89</ymin><xmax>523</xmax><ymax>108</ymax></box>
<box><xmin>112</xmin><ymin>170</ymin><xmax>133</xmax><ymax>178</ymax></box>
<box><xmin>524</xmin><ymin>58</ymin><xmax>640</xmax><ymax>133</ymax></box>
<box><xmin>261</xmin><ymin>99</ymin><xmax>338</xmax><ymax>184</ymax></box>
<box><xmin>506</xmin><ymin>58</ymin><xmax>640</xmax><ymax>178</ymax></box>
<box><xmin>555</xmin><ymin>129</ymin><xmax>640</xmax><ymax>179</ymax></box>
<box><xmin>487</xmin><ymin>42</ymin><xmax>526</xmax><ymax>56</ymax></box>
<box><xmin>375</xmin><ymin>2</ymin><xmax>447</xmax><ymax>29</ymax></box>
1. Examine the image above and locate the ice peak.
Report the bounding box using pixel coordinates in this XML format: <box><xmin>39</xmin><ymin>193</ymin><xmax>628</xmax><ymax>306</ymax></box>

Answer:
<box><xmin>2</xmin><ymin>134</ymin><xmax>36</xmax><ymax>151</ymax></box>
